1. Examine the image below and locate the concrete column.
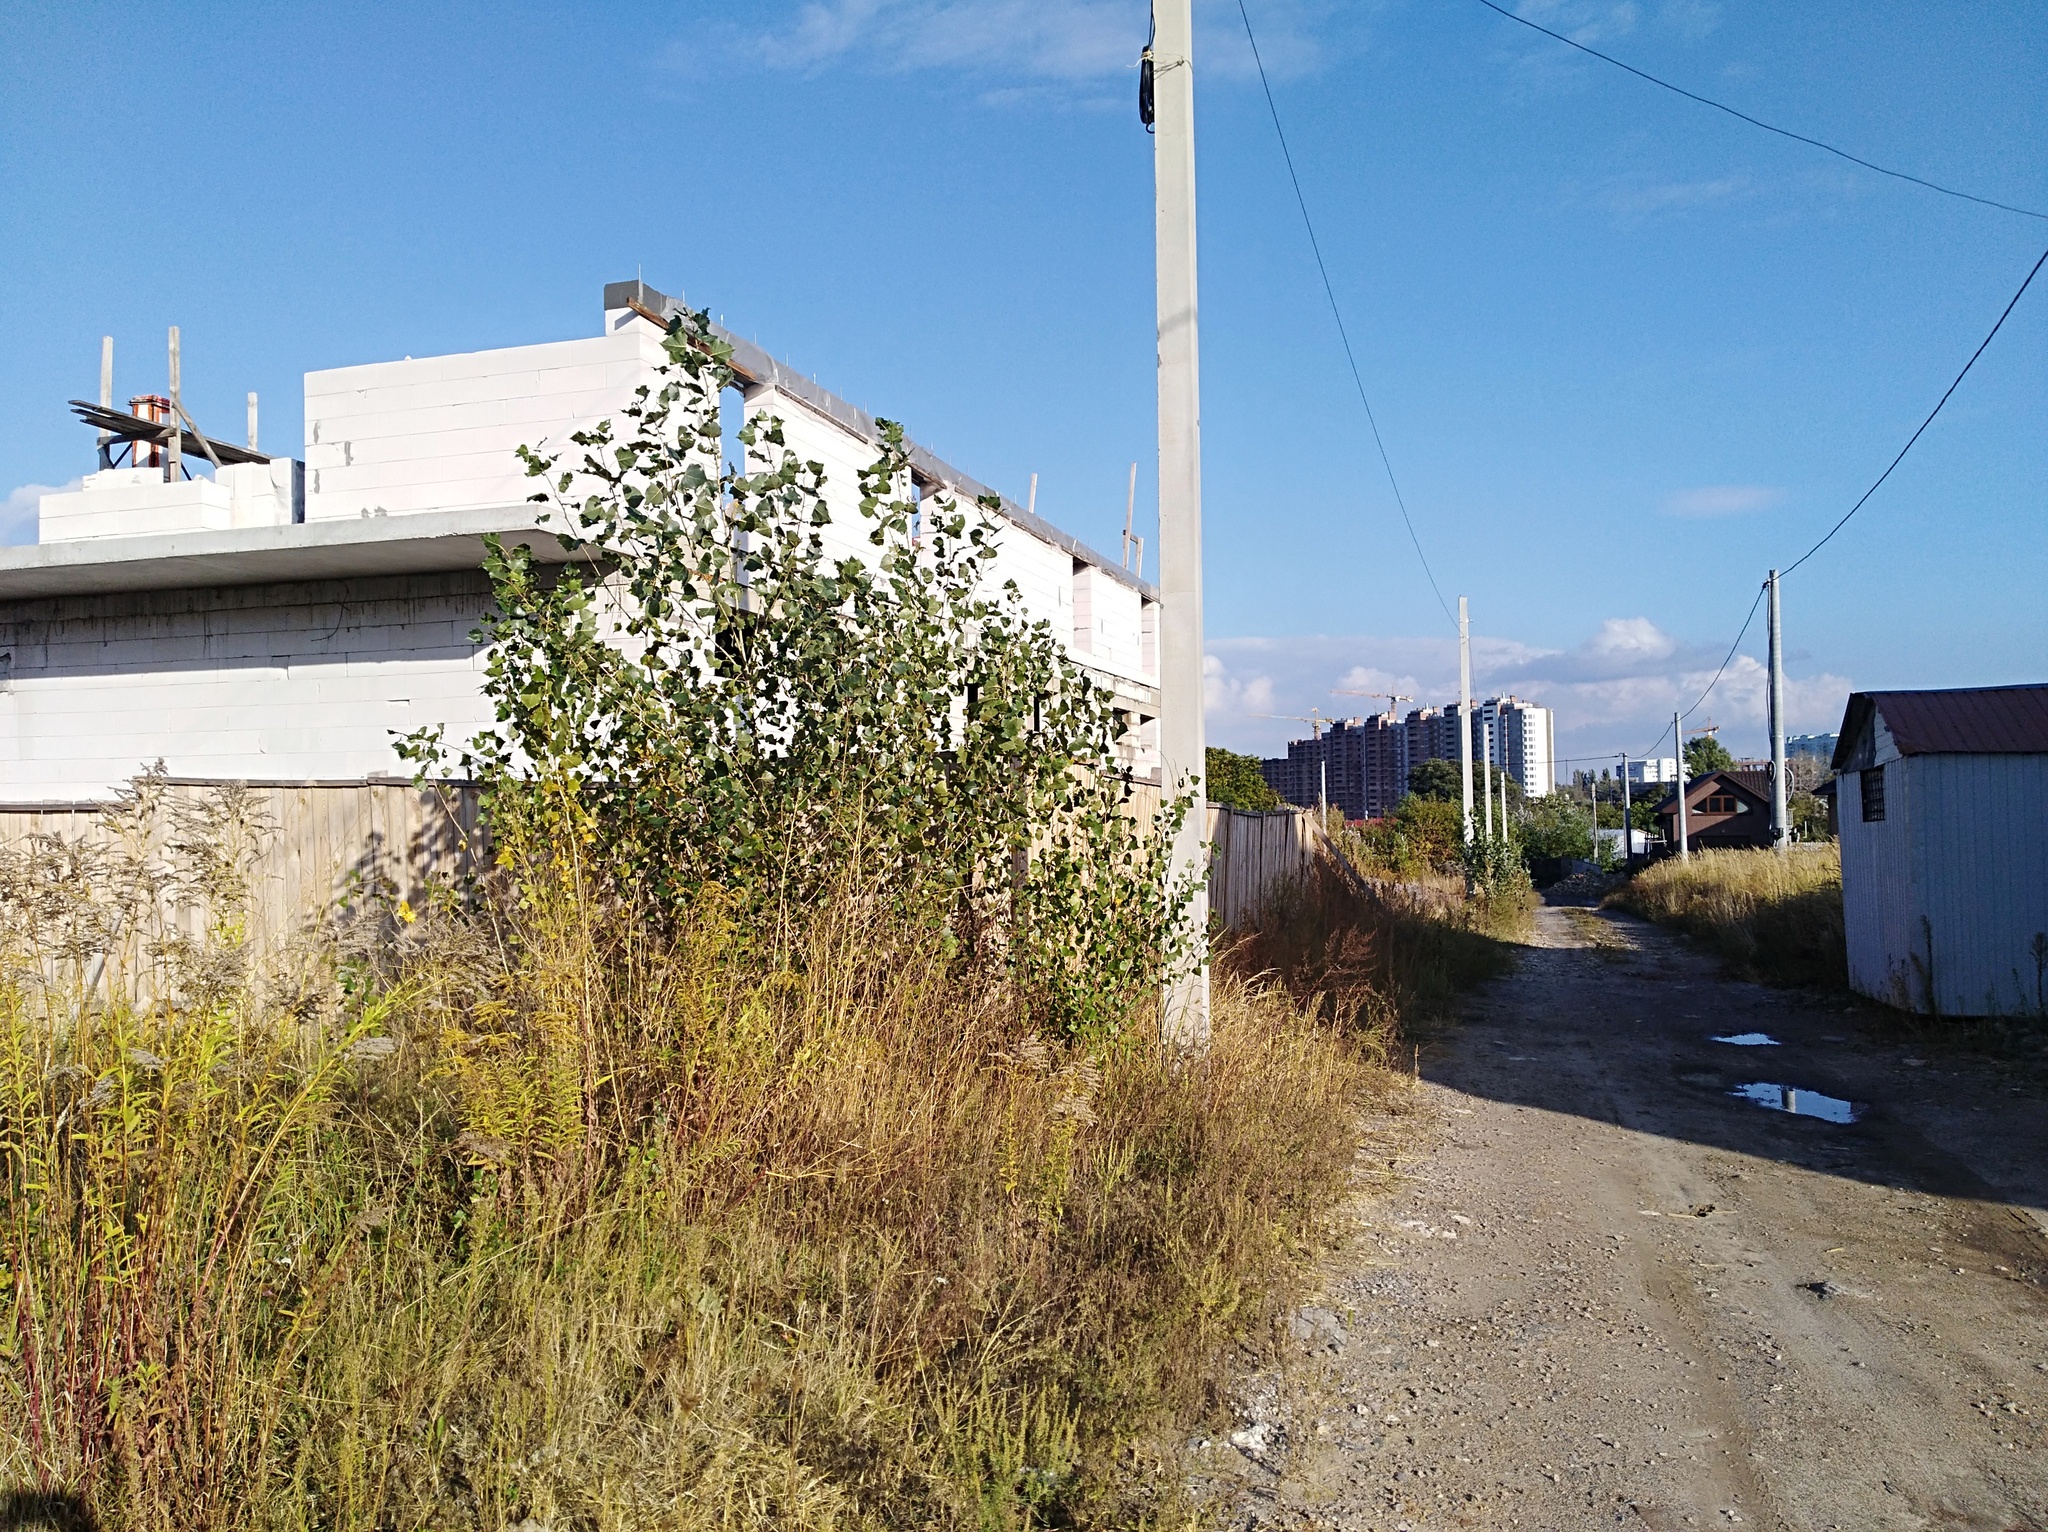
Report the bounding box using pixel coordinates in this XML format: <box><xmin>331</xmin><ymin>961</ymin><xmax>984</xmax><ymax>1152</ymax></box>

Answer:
<box><xmin>1458</xmin><ymin>597</ymin><xmax>1474</xmax><ymax>844</ymax></box>
<box><xmin>1154</xmin><ymin>0</ymin><xmax>1208</xmax><ymax>1046</ymax></box>
<box><xmin>1767</xmin><ymin>569</ymin><xmax>1789</xmax><ymax>853</ymax></box>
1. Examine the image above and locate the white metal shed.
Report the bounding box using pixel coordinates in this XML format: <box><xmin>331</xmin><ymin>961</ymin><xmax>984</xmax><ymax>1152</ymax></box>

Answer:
<box><xmin>1832</xmin><ymin>685</ymin><xmax>2048</xmax><ymax>1016</ymax></box>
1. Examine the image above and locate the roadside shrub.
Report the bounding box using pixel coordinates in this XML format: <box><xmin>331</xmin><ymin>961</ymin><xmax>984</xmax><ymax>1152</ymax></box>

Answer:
<box><xmin>2</xmin><ymin>307</ymin><xmax>1468</xmax><ymax>1529</ymax></box>
<box><xmin>1343</xmin><ymin>796</ymin><xmax>1463</xmax><ymax>879</ymax></box>
<box><xmin>1206</xmin><ymin>746</ymin><xmax>1282</xmax><ymax>811</ymax></box>
<box><xmin>403</xmin><ymin>304</ymin><xmax>1194</xmax><ymax>1042</ymax></box>
<box><xmin>1608</xmin><ymin>845</ymin><xmax>1845</xmax><ymax>987</ymax></box>
<box><xmin>0</xmin><ymin>787</ymin><xmax>1397</xmax><ymax>1531</ymax></box>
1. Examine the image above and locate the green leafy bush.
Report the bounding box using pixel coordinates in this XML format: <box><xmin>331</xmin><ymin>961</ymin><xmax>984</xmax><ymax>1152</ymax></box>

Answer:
<box><xmin>1405</xmin><ymin>759</ymin><xmax>1462</xmax><ymax>803</ymax></box>
<box><xmin>1206</xmin><ymin>746</ymin><xmax>1282</xmax><ymax>811</ymax></box>
<box><xmin>406</xmin><ymin>306</ymin><xmax>1193</xmax><ymax>1040</ymax></box>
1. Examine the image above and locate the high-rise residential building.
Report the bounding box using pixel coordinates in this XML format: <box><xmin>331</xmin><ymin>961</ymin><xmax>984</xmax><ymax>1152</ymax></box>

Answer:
<box><xmin>1361</xmin><ymin>711</ymin><xmax>1408</xmax><ymax>818</ymax></box>
<box><xmin>1404</xmin><ymin>705</ymin><xmax>1455</xmax><ymax>778</ymax></box>
<box><xmin>1497</xmin><ymin>696</ymin><xmax>1556</xmax><ymax>798</ymax></box>
<box><xmin>1260</xmin><ymin>694</ymin><xmax>1556</xmax><ymax>818</ymax></box>
<box><xmin>1450</xmin><ymin>695</ymin><xmax>1555</xmax><ymax>798</ymax></box>
<box><xmin>1258</xmin><ymin>716</ymin><xmax>1378</xmax><ymax>820</ymax></box>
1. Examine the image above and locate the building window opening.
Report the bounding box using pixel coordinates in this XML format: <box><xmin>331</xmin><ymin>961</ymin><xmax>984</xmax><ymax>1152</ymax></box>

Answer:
<box><xmin>1860</xmin><ymin>766</ymin><xmax>1886</xmax><ymax>823</ymax></box>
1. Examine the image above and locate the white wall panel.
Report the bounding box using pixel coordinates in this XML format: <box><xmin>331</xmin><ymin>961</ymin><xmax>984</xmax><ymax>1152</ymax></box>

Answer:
<box><xmin>305</xmin><ymin>327</ymin><xmax>672</xmax><ymax>523</ymax></box>
<box><xmin>745</xmin><ymin>386</ymin><xmax>894</xmax><ymax>576</ymax></box>
<box><xmin>1072</xmin><ymin>565</ymin><xmax>1147</xmax><ymax>683</ymax></box>
<box><xmin>0</xmin><ymin>574</ymin><xmax>500</xmax><ymax>798</ymax></box>
<box><xmin>1909</xmin><ymin>754</ymin><xmax>2048</xmax><ymax>1015</ymax></box>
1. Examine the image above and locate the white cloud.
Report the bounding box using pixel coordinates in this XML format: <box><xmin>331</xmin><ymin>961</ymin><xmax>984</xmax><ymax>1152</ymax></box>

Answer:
<box><xmin>1657</xmin><ymin>0</ymin><xmax>1722</xmax><ymax>42</ymax></box>
<box><xmin>1</xmin><ymin>480</ymin><xmax>72</xmax><ymax>546</ymax></box>
<box><xmin>724</xmin><ymin>0</ymin><xmax>1328</xmax><ymax>88</ymax></box>
<box><xmin>1662</xmin><ymin>483</ymin><xmax>1784</xmax><ymax>518</ymax></box>
<box><xmin>1602</xmin><ymin>172</ymin><xmax>1749</xmax><ymax>220</ymax></box>
<box><xmin>1204</xmin><ymin>651</ymin><xmax>1275</xmax><ymax>728</ymax></box>
<box><xmin>762</xmin><ymin>0</ymin><xmax>1138</xmax><ymax>79</ymax></box>
<box><xmin>1515</xmin><ymin>0</ymin><xmax>1641</xmax><ymax>48</ymax></box>
<box><xmin>1582</xmin><ymin>615</ymin><xmax>1675</xmax><ymax>663</ymax></box>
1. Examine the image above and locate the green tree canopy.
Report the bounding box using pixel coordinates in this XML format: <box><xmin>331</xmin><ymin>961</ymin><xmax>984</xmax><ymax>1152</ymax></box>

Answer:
<box><xmin>1519</xmin><ymin>792</ymin><xmax>1593</xmax><ymax>860</ymax></box>
<box><xmin>1685</xmin><ymin>735</ymin><xmax>1737</xmax><ymax>777</ymax></box>
<box><xmin>405</xmin><ymin>304</ymin><xmax>1195</xmax><ymax>1039</ymax></box>
<box><xmin>1406</xmin><ymin>759</ymin><xmax>1463</xmax><ymax>803</ymax></box>
<box><xmin>1206</xmin><ymin>747</ymin><xmax>1282</xmax><ymax>811</ymax></box>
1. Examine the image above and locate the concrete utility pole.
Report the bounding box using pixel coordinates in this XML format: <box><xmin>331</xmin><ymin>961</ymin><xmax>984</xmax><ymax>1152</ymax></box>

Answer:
<box><xmin>1482</xmin><ymin>731</ymin><xmax>1493</xmax><ymax>840</ymax></box>
<box><xmin>1458</xmin><ymin>596</ymin><xmax>1474</xmax><ymax>844</ymax></box>
<box><xmin>1674</xmin><ymin>711</ymin><xmax>1690</xmax><ymax>860</ymax></box>
<box><xmin>1620</xmin><ymin>753</ymin><xmax>1632</xmax><ymax>868</ymax></box>
<box><xmin>1589</xmin><ymin>773</ymin><xmax>1599</xmax><ymax>868</ymax></box>
<box><xmin>1766</xmin><ymin>568</ymin><xmax>1789</xmax><ymax>854</ymax></box>
<box><xmin>1153</xmin><ymin>0</ymin><xmax>1208</xmax><ymax>1046</ymax></box>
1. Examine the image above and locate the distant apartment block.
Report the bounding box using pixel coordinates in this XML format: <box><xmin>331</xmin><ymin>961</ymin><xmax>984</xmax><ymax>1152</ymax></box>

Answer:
<box><xmin>1626</xmin><ymin>757</ymin><xmax>1679</xmax><ymax>785</ymax></box>
<box><xmin>1259</xmin><ymin>717</ymin><xmax>1374</xmax><ymax>821</ymax></box>
<box><xmin>1466</xmin><ymin>695</ymin><xmax>1556</xmax><ymax>799</ymax></box>
<box><xmin>1260</xmin><ymin>693</ymin><xmax>1555</xmax><ymax>818</ymax></box>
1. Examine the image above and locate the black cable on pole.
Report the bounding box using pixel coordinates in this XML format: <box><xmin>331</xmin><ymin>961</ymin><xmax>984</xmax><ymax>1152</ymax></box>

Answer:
<box><xmin>1782</xmin><ymin>242</ymin><xmax>2048</xmax><ymax>577</ymax></box>
<box><xmin>1237</xmin><ymin>0</ymin><xmax>1457</xmax><ymax>630</ymax></box>
<box><xmin>1627</xmin><ymin>239</ymin><xmax>2043</xmax><ymax>754</ymax></box>
<box><xmin>1682</xmin><ymin>585</ymin><xmax>1765</xmax><ymax>724</ymax></box>
<box><xmin>1470</xmin><ymin>0</ymin><xmax>2048</xmax><ymax>223</ymax></box>
<box><xmin>1611</xmin><ymin>583</ymin><xmax>1765</xmax><ymax>763</ymax></box>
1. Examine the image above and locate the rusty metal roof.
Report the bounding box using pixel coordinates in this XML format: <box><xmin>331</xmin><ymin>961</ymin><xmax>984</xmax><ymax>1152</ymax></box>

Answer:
<box><xmin>1834</xmin><ymin>684</ymin><xmax>2048</xmax><ymax>769</ymax></box>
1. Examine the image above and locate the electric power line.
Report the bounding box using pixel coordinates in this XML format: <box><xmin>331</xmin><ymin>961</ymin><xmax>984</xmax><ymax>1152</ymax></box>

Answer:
<box><xmin>1679</xmin><ymin>585</ymin><xmax>1765</xmax><ymax>727</ymax></box>
<box><xmin>1470</xmin><ymin>0</ymin><xmax>2048</xmax><ymax>223</ymax></box>
<box><xmin>1633</xmin><ymin>239</ymin><xmax>2044</xmax><ymax>748</ymax></box>
<box><xmin>1236</xmin><ymin>0</ymin><xmax>1456</xmax><ymax>630</ymax></box>
<box><xmin>1782</xmin><ymin>242</ymin><xmax>2048</xmax><ymax>577</ymax></box>
<box><xmin>1628</xmin><ymin>240</ymin><xmax>2044</xmax><ymax>751</ymax></box>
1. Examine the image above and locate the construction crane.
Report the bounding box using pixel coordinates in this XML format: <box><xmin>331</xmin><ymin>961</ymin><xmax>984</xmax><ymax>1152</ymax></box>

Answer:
<box><xmin>1333</xmin><ymin>689</ymin><xmax>1412</xmax><ymax>715</ymax></box>
<box><xmin>1250</xmin><ymin>711</ymin><xmax>1341</xmax><ymax>816</ymax></box>
<box><xmin>1251</xmin><ymin>709</ymin><xmax>1338</xmax><ymax>739</ymax></box>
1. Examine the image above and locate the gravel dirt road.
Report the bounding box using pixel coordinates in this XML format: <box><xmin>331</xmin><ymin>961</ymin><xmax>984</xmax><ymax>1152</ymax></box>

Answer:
<box><xmin>1192</xmin><ymin>901</ymin><xmax>2048</xmax><ymax>1530</ymax></box>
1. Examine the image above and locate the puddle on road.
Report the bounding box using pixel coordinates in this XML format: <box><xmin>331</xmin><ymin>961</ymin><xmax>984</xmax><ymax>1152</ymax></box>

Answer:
<box><xmin>1730</xmin><ymin>1082</ymin><xmax>1863</xmax><ymax>1123</ymax></box>
<box><xmin>1713</xmin><ymin>1032</ymin><xmax>1780</xmax><ymax>1046</ymax></box>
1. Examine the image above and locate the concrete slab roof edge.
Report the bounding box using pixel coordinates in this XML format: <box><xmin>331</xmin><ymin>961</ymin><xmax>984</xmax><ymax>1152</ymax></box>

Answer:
<box><xmin>0</xmin><ymin>505</ymin><xmax>593</xmax><ymax>599</ymax></box>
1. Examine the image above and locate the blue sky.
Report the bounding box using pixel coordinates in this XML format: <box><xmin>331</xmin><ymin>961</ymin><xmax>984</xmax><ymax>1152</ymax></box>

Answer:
<box><xmin>2</xmin><ymin>0</ymin><xmax>2042</xmax><ymax>772</ymax></box>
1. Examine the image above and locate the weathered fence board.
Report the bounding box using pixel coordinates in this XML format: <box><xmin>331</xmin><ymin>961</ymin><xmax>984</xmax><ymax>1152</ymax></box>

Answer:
<box><xmin>2</xmin><ymin>780</ymin><xmax>1315</xmax><ymax>940</ymax></box>
<box><xmin>0</xmin><ymin>779</ymin><xmax>484</xmax><ymax>941</ymax></box>
<box><xmin>1205</xmin><ymin>805</ymin><xmax>1317</xmax><ymax>929</ymax></box>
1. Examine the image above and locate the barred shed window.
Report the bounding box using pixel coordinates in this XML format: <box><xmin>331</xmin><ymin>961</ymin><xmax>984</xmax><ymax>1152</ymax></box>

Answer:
<box><xmin>1860</xmin><ymin>766</ymin><xmax>1885</xmax><ymax>823</ymax></box>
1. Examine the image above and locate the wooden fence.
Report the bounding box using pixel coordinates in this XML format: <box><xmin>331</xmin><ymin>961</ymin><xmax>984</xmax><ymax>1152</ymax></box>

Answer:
<box><xmin>0</xmin><ymin>780</ymin><xmax>1319</xmax><ymax>940</ymax></box>
<box><xmin>0</xmin><ymin>779</ymin><xmax>484</xmax><ymax>944</ymax></box>
<box><xmin>1204</xmin><ymin>804</ymin><xmax>1320</xmax><ymax>929</ymax></box>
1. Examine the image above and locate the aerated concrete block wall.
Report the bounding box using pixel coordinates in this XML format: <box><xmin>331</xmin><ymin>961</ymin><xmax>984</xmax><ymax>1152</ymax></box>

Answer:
<box><xmin>304</xmin><ymin>326</ymin><xmax>674</xmax><ymax>522</ymax></box>
<box><xmin>1072</xmin><ymin>565</ymin><xmax>1147</xmax><ymax>685</ymax></box>
<box><xmin>0</xmin><ymin>572</ymin><xmax>498</xmax><ymax>799</ymax></box>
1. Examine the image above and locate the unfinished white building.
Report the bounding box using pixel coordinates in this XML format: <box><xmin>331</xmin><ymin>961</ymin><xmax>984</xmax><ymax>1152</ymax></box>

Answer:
<box><xmin>0</xmin><ymin>280</ymin><xmax>1160</xmax><ymax>804</ymax></box>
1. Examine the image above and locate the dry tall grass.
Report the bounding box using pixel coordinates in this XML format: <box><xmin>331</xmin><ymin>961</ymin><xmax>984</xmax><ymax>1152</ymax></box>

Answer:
<box><xmin>1607</xmin><ymin>845</ymin><xmax>1845</xmax><ymax>988</ymax></box>
<box><xmin>0</xmin><ymin>802</ymin><xmax>1483</xmax><ymax>1531</ymax></box>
